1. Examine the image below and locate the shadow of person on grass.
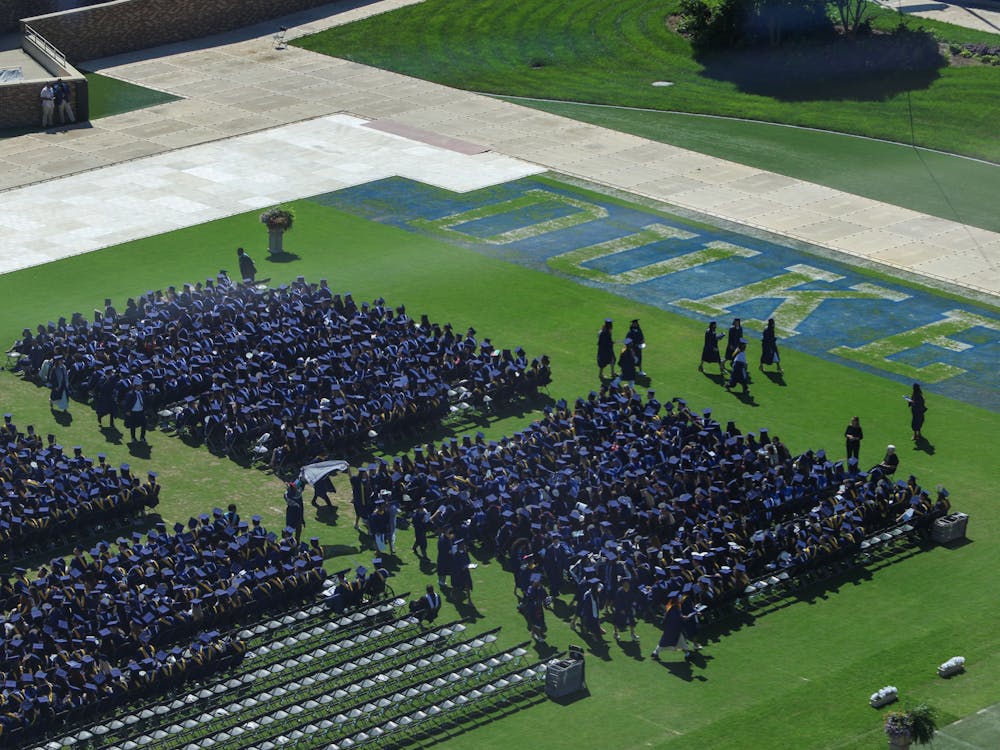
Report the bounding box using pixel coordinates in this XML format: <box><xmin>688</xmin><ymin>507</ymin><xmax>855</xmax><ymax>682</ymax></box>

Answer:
<box><xmin>617</xmin><ymin>637</ymin><xmax>644</xmax><ymax>661</ymax></box>
<box><xmin>533</xmin><ymin>640</ymin><xmax>558</xmax><ymax>660</ymax></box>
<box><xmin>726</xmin><ymin>389</ymin><xmax>757</xmax><ymax>406</ymax></box>
<box><xmin>51</xmin><ymin>410</ymin><xmax>72</xmax><ymax>426</ymax></box>
<box><xmin>127</xmin><ymin>441</ymin><xmax>151</xmax><ymax>459</ymax></box>
<box><xmin>914</xmin><ymin>436</ymin><xmax>935</xmax><ymax>455</ymax></box>
<box><xmin>761</xmin><ymin>370</ymin><xmax>786</xmax><ymax>386</ymax></box>
<box><xmin>100</xmin><ymin>425</ymin><xmax>124</xmax><ymax>445</ymax></box>
<box><xmin>452</xmin><ymin>597</ymin><xmax>483</xmax><ymax>622</ymax></box>
<box><xmin>656</xmin><ymin>656</ymin><xmax>708</xmax><ymax>682</ymax></box>
<box><xmin>313</xmin><ymin>505</ymin><xmax>339</xmax><ymax>527</ymax></box>
<box><xmin>701</xmin><ymin>371</ymin><xmax>725</xmax><ymax>386</ymax></box>
<box><xmin>578</xmin><ymin>630</ymin><xmax>612</xmax><ymax>661</ymax></box>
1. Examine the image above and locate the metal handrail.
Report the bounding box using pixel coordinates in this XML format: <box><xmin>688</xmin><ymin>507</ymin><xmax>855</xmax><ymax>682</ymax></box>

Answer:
<box><xmin>23</xmin><ymin>23</ymin><xmax>68</xmax><ymax>71</ymax></box>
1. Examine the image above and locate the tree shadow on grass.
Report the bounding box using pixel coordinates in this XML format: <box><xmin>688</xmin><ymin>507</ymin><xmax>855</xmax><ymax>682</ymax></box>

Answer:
<box><xmin>696</xmin><ymin>27</ymin><xmax>944</xmax><ymax>102</ymax></box>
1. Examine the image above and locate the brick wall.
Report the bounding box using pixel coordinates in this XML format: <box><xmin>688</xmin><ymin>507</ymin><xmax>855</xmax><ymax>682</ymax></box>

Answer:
<box><xmin>0</xmin><ymin>76</ymin><xmax>87</xmax><ymax>129</ymax></box>
<box><xmin>23</xmin><ymin>0</ymin><xmax>340</xmax><ymax>63</ymax></box>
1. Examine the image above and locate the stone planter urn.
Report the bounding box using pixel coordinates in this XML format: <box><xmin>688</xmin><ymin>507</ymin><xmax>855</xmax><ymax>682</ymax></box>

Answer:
<box><xmin>888</xmin><ymin>734</ymin><xmax>911</xmax><ymax>750</ymax></box>
<box><xmin>259</xmin><ymin>207</ymin><xmax>294</xmax><ymax>256</ymax></box>
<box><xmin>268</xmin><ymin>228</ymin><xmax>285</xmax><ymax>255</ymax></box>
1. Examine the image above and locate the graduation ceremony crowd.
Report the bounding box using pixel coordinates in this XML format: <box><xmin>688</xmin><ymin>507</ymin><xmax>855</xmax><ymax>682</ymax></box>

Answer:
<box><xmin>0</xmin><ymin>495</ymin><xmax>326</xmax><ymax>739</ymax></box>
<box><xmin>9</xmin><ymin>274</ymin><xmax>550</xmax><ymax>469</ymax></box>
<box><xmin>0</xmin><ymin>267</ymin><xmax>953</xmax><ymax>734</ymax></box>
<box><xmin>0</xmin><ymin>414</ymin><xmax>160</xmax><ymax>556</ymax></box>
<box><xmin>349</xmin><ymin>381</ymin><xmax>950</xmax><ymax>645</ymax></box>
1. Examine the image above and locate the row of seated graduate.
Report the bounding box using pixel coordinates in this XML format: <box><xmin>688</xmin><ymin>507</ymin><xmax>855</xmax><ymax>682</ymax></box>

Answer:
<box><xmin>346</xmin><ymin>382</ymin><xmax>950</xmax><ymax>623</ymax></box>
<box><xmin>0</xmin><ymin>415</ymin><xmax>159</xmax><ymax>555</ymax></box>
<box><xmin>0</xmin><ymin>511</ymin><xmax>326</xmax><ymax>739</ymax></box>
<box><xmin>9</xmin><ymin>275</ymin><xmax>551</xmax><ymax>468</ymax></box>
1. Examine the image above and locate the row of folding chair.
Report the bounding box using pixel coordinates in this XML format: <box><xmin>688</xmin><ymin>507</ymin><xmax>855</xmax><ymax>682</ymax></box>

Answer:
<box><xmin>742</xmin><ymin>521</ymin><xmax>921</xmax><ymax>607</ymax></box>
<box><xmin>321</xmin><ymin>661</ymin><xmax>548</xmax><ymax>750</ymax></box>
<box><xmin>246</xmin><ymin>611</ymin><xmax>417</xmax><ymax>667</ymax></box>
<box><xmin>242</xmin><ymin>595</ymin><xmax>402</xmax><ymax>651</ymax></box>
<box><xmin>118</xmin><ymin>630</ymin><xmax>506</xmax><ymax>750</ymax></box>
<box><xmin>90</xmin><ymin>622</ymin><xmax>480</xmax><ymax>750</ymax></box>
<box><xmin>859</xmin><ymin>523</ymin><xmax>916</xmax><ymax>559</ymax></box>
<box><xmin>29</xmin><ymin>599</ymin><xmax>407</xmax><ymax>750</ymax></box>
<box><xmin>233</xmin><ymin>642</ymin><xmax>528</xmax><ymax>750</ymax></box>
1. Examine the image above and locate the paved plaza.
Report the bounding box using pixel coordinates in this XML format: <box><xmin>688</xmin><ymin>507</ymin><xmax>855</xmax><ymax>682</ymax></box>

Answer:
<box><xmin>0</xmin><ymin>0</ymin><xmax>998</xmax><ymax>298</ymax></box>
<box><xmin>0</xmin><ymin>114</ymin><xmax>542</xmax><ymax>273</ymax></box>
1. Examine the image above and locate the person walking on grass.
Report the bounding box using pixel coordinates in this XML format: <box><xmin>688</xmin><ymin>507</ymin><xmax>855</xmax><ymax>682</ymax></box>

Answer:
<box><xmin>725</xmin><ymin>342</ymin><xmax>750</xmax><ymax>396</ymax></box>
<box><xmin>699</xmin><ymin>321</ymin><xmax>726</xmax><ymax>376</ymax></box>
<box><xmin>905</xmin><ymin>383</ymin><xmax>927</xmax><ymax>441</ymax></box>
<box><xmin>760</xmin><ymin>318</ymin><xmax>783</xmax><ymax>374</ymax></box>
<box><xmin>237</xmin><ymin>247</ymin><xmax>257</xmax><ymax>283</ymax></box>
<box><xmin>651</xmin><ymin>592</ymin><xmax>700</xmax><ymax>661</ymax></box>
<box><xmin>597</xmin><ymin>318</ymin><xmax>615</xmax><ymax>380</ymax></box>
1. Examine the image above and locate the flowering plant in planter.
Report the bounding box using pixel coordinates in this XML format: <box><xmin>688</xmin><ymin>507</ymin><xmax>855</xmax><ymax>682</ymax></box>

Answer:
<box><xmin>885</xmin><ymin>704</ymin><xmax>937</xmax><ymax>745</ymax></box>
<box><xmin>260</xmin><ymin>207</ymin><xmax>295</xmax><ymax>232</ymax></box>
<box><xmin>885</xmin><ymin>711</ymin><xmax>912</xmax><ymax>740</ymax></box>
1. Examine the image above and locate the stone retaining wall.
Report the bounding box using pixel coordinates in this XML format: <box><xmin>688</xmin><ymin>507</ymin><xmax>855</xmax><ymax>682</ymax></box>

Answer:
<box><xmin>0</xmin><ymin>32</ymin><xmax>87</xmax><ymax>129</ymax></box>
<box><xmin>23</xmin><ymin>0</ymin><xmax>338</xmax><ymax>62</ymax></box>
<box><xmin>0</xmin><ymin>75</ymin><xmax>87</xmax><ymax>130</ymax></box>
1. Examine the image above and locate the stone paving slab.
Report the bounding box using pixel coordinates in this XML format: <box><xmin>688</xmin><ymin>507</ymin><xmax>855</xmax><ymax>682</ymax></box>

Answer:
<box><xmin>0</xmin><ymin>0</ymin><xmax>997</xmax><ymax>300</ymax></box>
<box><xmin>0</xmin><ymin>113</ymin><xmax>543</xmax><ymax>274</ymax></box>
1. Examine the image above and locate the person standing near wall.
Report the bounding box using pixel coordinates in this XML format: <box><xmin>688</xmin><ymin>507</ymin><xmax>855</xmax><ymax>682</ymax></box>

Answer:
<box><xmin>40</xmin><ymin>82</ymin><xmax>55</xmax><ymax>128</ymax></box>
<box><xmin>55</xmin><ymin>79</ymin><xmax>75</xmax><ymax>125</ymax></box>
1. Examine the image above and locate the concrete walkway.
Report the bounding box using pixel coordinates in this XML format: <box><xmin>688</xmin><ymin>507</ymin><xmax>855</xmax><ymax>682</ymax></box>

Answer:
<box><xmin>0</xmin><ymin>0</ymin><xmax>998</xmax><ymax>298</ymax></box>
<box><xmin>874</xmin><ymin>0</ymin><xmax>1000</xmax><ymax>34</ymax></box>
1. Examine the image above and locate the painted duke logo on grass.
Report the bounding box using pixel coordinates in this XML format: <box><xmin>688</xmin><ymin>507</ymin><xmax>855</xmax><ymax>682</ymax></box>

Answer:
<box><xmin>312</xmin><ymin>176</ymin><xmax>1000</xmax><ymax>410</ymax></box>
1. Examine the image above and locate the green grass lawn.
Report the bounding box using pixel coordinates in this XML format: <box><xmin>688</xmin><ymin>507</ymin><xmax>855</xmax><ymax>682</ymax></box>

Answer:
<box><xmin>292</xmin><ymin>0</ymin><xmax>1000</xmax><ymax>164</ymax></box>
<box><xmin>498</xmin><ymin>98</ymin><xmax>1000</xmax><ymax>236</ymax></box>
<box><xmin>82</xmin><ymin>70</ymin><xmax>179</xmax><ymax>119</ymax></box>
<box><xmin>1</xmin><ymin>197</ymin><xmax>998</xmax><ymax>749</ymax></box>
